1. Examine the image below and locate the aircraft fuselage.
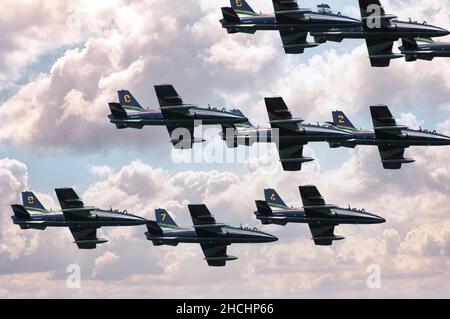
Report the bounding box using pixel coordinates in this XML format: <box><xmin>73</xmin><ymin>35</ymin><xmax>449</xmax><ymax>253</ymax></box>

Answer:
<box><xmin>255</xmin><ymin>207</ymin><xmax>385</xmax><ymax>225</ymax></box>
<box><xmin>12</xmin><ymin>209</ymin><xmax>147</xmax><ymax>230</ymax></box>
<box><xmin>401</xmin><ymin>42</ymin><xmax>450</xmax><ymax>59</ymax></box>
<box><xmin>226</xmin><ymin>124</ymin><xmax>351</xmax><ymax>145</ymax></box>
<box><xmin>146</xmin><ymin>225</ymin><xmax>277</xmax><ymax>246</ymax></box>
<box><xmin>221</xmin><ymin>12</ymin><xmax>361</xmax><ymax>33</ymax></box>
<box><xmin>340</xmin><ymin>129</ymin><xmax>450</xmax><ymax>147</ymax></box>
<box><xmin>109</xmin><ymin>106</ymin><xmax>248</xmax><ymax>128</ymax></box>
<box><xmin>313</xmin><ymin>21</ymin><xmax>449</xmax><ymax>41</ymax></box>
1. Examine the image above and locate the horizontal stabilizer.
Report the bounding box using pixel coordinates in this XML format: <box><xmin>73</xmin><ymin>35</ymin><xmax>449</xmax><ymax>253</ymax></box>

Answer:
<box><xmin>221</xmin><ymin>7</ymin><xmax>240</xmax><ymax>24</ymax></box>
<box><xmin>146</xmin><ymin>221</ymin><xmax>164</xmax><ymax>236</ymax></box>
<box><xmin>11</xmin><ymin>205</ymin><xmax>31</xmax><ymax>220</ymax></box>
<box><xmin>109</xmin><ymin>103</ymin><xmax>127</xmax><ymax>118</ymax></box>
<box><xmin>255</xmin><ymin>200</ymin><xmax>273</xmax><ymax>216</ymax></box>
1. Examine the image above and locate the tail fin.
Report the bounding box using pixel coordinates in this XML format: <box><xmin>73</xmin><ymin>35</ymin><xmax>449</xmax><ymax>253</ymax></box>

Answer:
<box><xmin>299</xmin><ymin>186</ymin><xmax>326</xmax><ymax>207</ymax></box>
<box><xmin>155</xmin><ymin>209</ymin><xmax>178</xmax><ymax>228</ymax></box>
<box><xmin>154</xmin><ymin>84</ymin><xmax>184</xmax><ymax>107</ymax></box>
<box><xmin>11</xmin><ymin>205</ymin><xmax>31</xmax><ymax>220</ymax></box>
<box><xmin>55</xmin><ymin>188</ymin><xmax>84</xmax><ymax>210</ymax></box>
<box><xmin>118</xmin><ymin>90</ymin><xmax>144</xmax><ymax>111</ymax></box>
<box><xmin>230</xmin><ymin>0</ymin><xmax>257</xmax><ymax>16</ymax></box>
<box><xmin>332</xmin><ymin>111</ymin><xmax>356</xmax><ymax>129</ymax></box>
<box><xmin>22</xmin><ymin>191</ymin><xmax>47</xmax><ymax>212</ymax></box>
<box><xmin>146</xmin><ymin>221</ymin><xmax>164</xmax><ymax>236</ymax></box>
<box><xmin>401</xmin><ymin>38</ymin><xmax>418</xmax><ymax>50</ymax></box>
<box><xmin>255</xmin><ymin>200</ymin><xmax>273</xmax><ymax>216</ymax></box>
<box><xmin>109</xmin><ymin>102</ymin><xmax>128</xmax><ymax>118</ymax></box>
<box><xmin>264</xmin><ymin>188</ymin><xmax>288</xmax><ymax>208</ymax></box>
<box><xmin>221</xmin><ymin>7</ymin><xmax>240</xmax><ymax>24</ymax></box>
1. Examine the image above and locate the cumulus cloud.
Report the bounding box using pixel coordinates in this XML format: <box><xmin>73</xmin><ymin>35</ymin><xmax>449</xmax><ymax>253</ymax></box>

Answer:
<box><xmin>0</xmin><ymin>0</ymin><xmax>450</xmax><ymax>299</ymax></box>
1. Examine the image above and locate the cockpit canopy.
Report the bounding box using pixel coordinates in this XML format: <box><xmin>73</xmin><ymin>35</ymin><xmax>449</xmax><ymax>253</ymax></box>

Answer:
<box><xmin>317</xmin><ymin>4</ymin><xmax>333</xmax><ymax>15</ymax></box>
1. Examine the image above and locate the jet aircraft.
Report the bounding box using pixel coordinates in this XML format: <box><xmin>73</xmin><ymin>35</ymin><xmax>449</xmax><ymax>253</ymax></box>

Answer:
<box><xmin>330</xmin><ymin>106</ymin><xmax>450</xmax><ymax>169</ymax></box>
<box><xmin>108</xmin><ymin>85</ymin><xmax>248</xmax><ymax>149</ymax></box>
<box><xmin>311</xmin><ymin>0</ymin><xmax>449</xmax><ymax>66</ymax></box>
<box><xmin>254</xmin><ymin>186</ymin><xmax>385</xmax><ymax>246</ymax></box>
<box><xmin>265</xmin><ymin>97</ymin><xmax>351</xmax><ymax>171</ymax></box>
<box><xmin>220</xmin><ymin>112</ymin><xmax>274</xmax><ymax>148</ymax></box>
<box><xmin>400</xmin><ymin>37</ymin><xmax>450</xmax><ymax>61</ymax></box>
<box><xmin>11</xmin><ymin>189</ymin><xmax>147</xmax><ymax>249</ymax></box>
<box><xmin>145</xmin><ymin>206</ymin><xmax>278</xmax><ymax>267</ymax></box>
<box><xmin>220</xmin><ymin>0</ymin><xmax>361</xmax><ymax>54</ymax></box>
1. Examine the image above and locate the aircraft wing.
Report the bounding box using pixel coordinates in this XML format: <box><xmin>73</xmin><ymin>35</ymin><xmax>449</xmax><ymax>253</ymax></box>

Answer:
<box><xmin>165</xmin><ymin>122</ymin><xmax>196</xmax><ymax>149</ymax></box>
<box><xmin>55</xmin><ymin>188</ymin><xmax>96</xmax><ymax>220</ymax></box>
<box><xmin>279</xmin><ymin>30</ymin><xmax>310</xmax><ymax>54</ymax></box>
<box><xmin>370</xmin><ymin>105</ymin><xmax>405</xmax><ymax>138</ymax></box>
<box><xmin>265</xmin><ymin>97</ymin><xmax>313</xmax><ymax>171</ymax></box>
<box><xmin>276</xmin><ymin>140</ymin><xmax>308</xmax><ymax>171</ymax></box>
<box><xmin>365</xmin><ymin>39</ymin><xmax>397</xmax><ymax>67</ymax></box>
<box><xmin>377</xmin><ymin>145</ymin><xmax>413</xmax><ymax>169</ymax></box>
<box><xmin>200</xmin><ymin>243</ymin><xmax>237</xmax><ymax>267</ymax></box>
<box><xmin>154</xmin><ymin>84</ymin><xmax>191</xmax><ymax>114</ymax></box>
<box><xmin>154</xmin><ymin>85</ymin><xmax>199</xmax><ymax>149</ymax></box>
<box><xmin>55</xmin><ymin>188</ymin><xmax>84</xmax><ymax>210</ymax></box>
<box><xmin>299</xmin><ymin>185</ymin><xmax>343</xmax><ymax>246</ymax></box>
<box><xmin>308</xmin><ymin>224</ymin><xmax>338</xmax><ymax>246</ymax></box>
<box><xmin>69</xmin><ymin>226</ymin><xmax>107</xmax><ymax>249</ymax></box>
<box><xmin>188</xmin><ymin>205</ymin><xmax>225</xmax><ymax>235</ymax></box>
<box><xmin>272</xmin><ymin>0</ymin><xmax>311</xmax><ymax>22</ymax></box>
<box><xmin>370</xmin><ymin>105</ymin><xmax>414</xmax><ymax>169</ymax></box>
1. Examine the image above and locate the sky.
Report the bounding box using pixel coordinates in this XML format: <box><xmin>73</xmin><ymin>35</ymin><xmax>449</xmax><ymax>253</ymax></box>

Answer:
<box><xmin>0</xmin><ymin>0</ymin><xmax>450</xmax><ymax>299</ymax></box>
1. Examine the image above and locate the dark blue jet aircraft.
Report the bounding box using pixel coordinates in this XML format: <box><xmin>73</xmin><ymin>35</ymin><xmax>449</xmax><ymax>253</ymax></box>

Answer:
<box><xmin>311</xmin><ymin>0</ymin><xmax>449</xmax><ymax>66</ymax></box>
<box><xmin>108</xmin><ymin>84</ymin><xmax>248</xmax><ymax>149</ymax></box>
<box><xmin>220</xmin><ymin>0</ymin><xmax>361</xmax><ymax>54</ymax></box>
<box><xmin>145</xmin><ymin>206</ymin><xmax>278</xmax><ymax>267</ymax></box>
<box><xmin>264</xmin><ymin>96</ymin><xmax>351</xmax><ymax>171</ymax></box>
<box><xmin>11</xmin><ymin>189</ymin><xmax>147</xmax><ymax>249</ymax></box>
<box><xmin>400</xmin><ymin>37</ymin><xmax>450</xmax><ymax>61</ymax></box>
<box><xmin>254</xmin><ymin>186</ymin><xmax>385</xmax><ymax>246</ymax></box>
<box><xmin>330</xmin><ymin>106</ymin><xmax>450</xmax><ymax>169</ymax></box>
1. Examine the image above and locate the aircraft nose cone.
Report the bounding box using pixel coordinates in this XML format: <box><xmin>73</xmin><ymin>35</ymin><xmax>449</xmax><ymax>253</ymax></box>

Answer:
<box><xmin>432</xmin><ymin>26</ymin><xmax>450</xmax><ymax>37</ymax></box>
<box><xmin>262</xmin><ymin>233</ymin><xmax>278</xmax><ymax>242</ymax></box>
<box><xmin>371</xmin><ymin>214</ymin><xmax>386</xmax><ymax>224</ymax></box>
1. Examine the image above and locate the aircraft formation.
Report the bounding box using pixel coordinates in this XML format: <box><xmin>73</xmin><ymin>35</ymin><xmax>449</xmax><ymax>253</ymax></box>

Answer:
<box><xmin>221</xmin><ymin>0</ymin><xmax>450</xmax><ymax>67</ymax></box>
<box><xmin>9</xmin><ymin>1</ymin><xmax>450</xmax><ymax>268</ymax></box>
<box><xmin>11</xmin><ymin>185</ymin><xmax>384</xmax><ymax>266</ymax></box>
<box><xmin>108</xmin><ymin>88</ymin><xmax>450</xmax><ymax>172</ymax></box>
